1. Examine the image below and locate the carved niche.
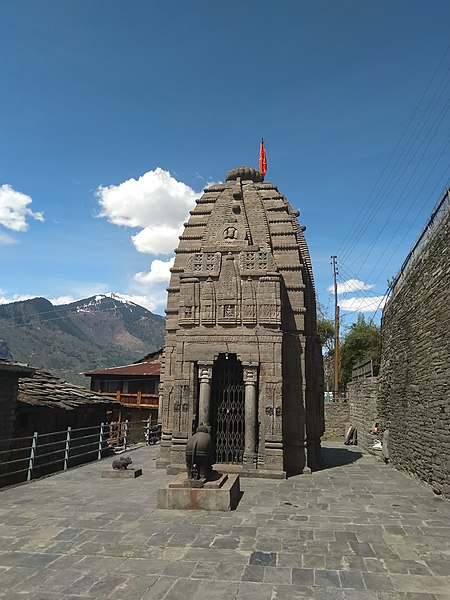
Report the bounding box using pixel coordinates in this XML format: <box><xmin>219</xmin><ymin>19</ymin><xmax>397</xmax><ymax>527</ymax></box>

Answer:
<box><xmin>179</xmin><ymin>277</ymin><xmax>200</xmax><ymax>326</ymax></box>
<box><xmin>216</xmin><ymin>253</ymin><xmax>240</xmax><ymax>325</ymax></box>
<box><xmin>241</xmin><ymin>277</ymin><xmax>256</xmax><ymax>326</ymax></box>
<box><xmin>200</xmin><ymin>277</ymin><xmax>216</xmax><ymax>325</ymax></box>
<box><xmin>239</xmin><ymin>251</ymin><xmax>278</xmax><ymax>275</ymax></box>
<box><xmin>257</xmin><ymin>275</ymin><xmax>281</xmax><ymax>326</ymax></box>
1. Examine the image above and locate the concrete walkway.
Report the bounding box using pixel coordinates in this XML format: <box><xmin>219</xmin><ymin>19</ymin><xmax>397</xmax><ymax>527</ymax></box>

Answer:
<box><xmin>1</xmin><ymin>443</ymin><xmax>450</xmax><ymax>600</ymax></box>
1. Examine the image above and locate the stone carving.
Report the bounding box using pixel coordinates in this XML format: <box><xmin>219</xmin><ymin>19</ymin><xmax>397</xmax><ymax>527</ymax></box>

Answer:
<box><xmin>179</xmin><ymin>277</ymin><xmax>199</xmax><ymax>326</ymax></box>
<box><xmin>185</xmin><ymin>425</ymin><xmax>214</xmax><ymax>486</ymax></box>
<box><xmin>217</xmin><ymin>253</ymin><xmax>239</xmax><ymax>325</ymax></box>
<box><xmin>223</xmin><ymin>226</ymin><xmax>238</xmax><ymax>240</ymax></box>
<box><xmin>185</xmin><ymin>252</ymin><xmax>222</xmax><ymax>276</ymax></box>
<box><xmin>199</xmin><ymin>365</ymin><xmax>213</xmax><ymax>380</ymax></box>
<box><xmin>112</xmin><ymin>456</ymin><xmax>132</xmax><ymax>470</ymax></box>
<box><xmin>200</xmin><ymin>277</ymin><xmax>216</xmax><ymax>325</ymax></box>
<box><xmin>241</xmin><ymin>277</ymin><xmax>256</xmax><ymax>325</ymax></box>
<box><xmin>226</xmin><ymin>165</ymin><xmax>264</xmax><ymax>182</ymax></box>
<box><xmin>239</xmin><ymin>251</ymin><xmax>277</xmax><ymax>274</ymax></box>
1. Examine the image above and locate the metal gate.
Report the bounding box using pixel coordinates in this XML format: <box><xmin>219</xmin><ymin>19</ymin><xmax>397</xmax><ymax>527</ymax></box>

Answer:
<box><xmin>211</xmin><ymin>354</ymin><xmax>245</xmax><ymax>464</ymax></box>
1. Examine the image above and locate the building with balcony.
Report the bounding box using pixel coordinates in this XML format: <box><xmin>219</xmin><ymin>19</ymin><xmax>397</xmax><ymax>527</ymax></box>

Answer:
<box><xmin>83</xmin><ymin>349</ymin><xmax>162</xmax><ymax>426</ymax></box>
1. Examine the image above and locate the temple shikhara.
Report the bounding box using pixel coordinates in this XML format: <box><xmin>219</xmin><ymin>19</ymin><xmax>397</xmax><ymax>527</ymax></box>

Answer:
<box><xmin>157</xmin><ymin>165</ymin><xmax>324</xmax><ymax>477</ymax></box>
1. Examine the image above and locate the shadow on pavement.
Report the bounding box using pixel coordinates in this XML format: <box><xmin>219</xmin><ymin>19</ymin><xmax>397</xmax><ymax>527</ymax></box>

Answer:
<box><xmin>320</xmin><ymin>446</ymin><xmax>364</xmax><ymax>469</ymax></box>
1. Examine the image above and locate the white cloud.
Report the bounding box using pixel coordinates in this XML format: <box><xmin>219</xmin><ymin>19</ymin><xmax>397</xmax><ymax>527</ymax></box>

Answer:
<box><xmin>134</xmin><ymin>258</ymin><xmax>174</xmax><ymax>285</ymax></box>
<box><xmin>0</xmin><ymin>231</ymin><xmax>17</xmax><ymax>245</ymax></box>
<box><xmin>96</xmin><ymin>168</ymin><xmax>199</xmax><ymax>254</ymax></box>
<box><xmin>50</xmin><ymin>295</ymin><xmax>77</xmax><ymax>305</ymax></box>
<box><xmin>0</xmin><ymin>184</ymin><xmax>44</xmax><ymax>232</ymax></box>
<box><xmin>131</xmin><ymin>258</ymin><xmax>174</xmax><ymax>314</ymax></box>
<box><xmin>96</xmin><ymin>168</ymin><xmax>204</xmax><ymax>315</ymax></box>
<box><xmin>328</xmin><ymin>279</ymin><xmax>375</xmax><ymax>295</ymax></box>
<box><xmin>132</xmin><ymin>225</ymin><xmax>183</xmax><ymax>255</ymax></box>
<box><xmin>339</xmin><ymin>295</ymin><xmax>387</xmax><ymax>312</ymax></box>
<box><xmin>109</xmin><ymin>293</ymin><xmax>160</xmax><ymax>313</ymax></box>
<box><xmin>0</xmin><ymin>293</ymin><xmax>37</xmax><ymax>305</ymax></box>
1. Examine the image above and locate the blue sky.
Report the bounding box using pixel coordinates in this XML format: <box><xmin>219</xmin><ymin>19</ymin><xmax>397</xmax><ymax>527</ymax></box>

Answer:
<box><xmin>1</xmin><ymin>1</ymin><xmax>449</xmax><ymax>329</ymax></box>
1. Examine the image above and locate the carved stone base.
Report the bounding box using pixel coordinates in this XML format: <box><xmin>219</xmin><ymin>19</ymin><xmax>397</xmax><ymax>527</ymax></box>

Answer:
<box><xmin>243</xmin><ymin>452</ymin><xmax>257</xmax><ymax>466</ymax></box>
<box><xmin>166</xmin><ymin>462</ymin><xmax>286</xmax><ymax>479</ymax></box>
<box><xmin>212</xmin><ymin>463</ymin><xmax>286</xmax><ymax>480</ymax></box>
<box><xmin>157</xmin><ymin>473</ymin><xmax>241</xmax><ymax>511</ymax></box>
<box><xmin>101</xmin><ymin>468</ymin><xmax>142</xmax><ymax>479</ymax></box>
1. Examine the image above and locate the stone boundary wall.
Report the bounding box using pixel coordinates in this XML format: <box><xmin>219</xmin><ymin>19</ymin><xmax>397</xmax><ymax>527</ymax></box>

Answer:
<box><xmin>347</xmin><ymin>377</ymin><xmax>380</xmax><ymax>453</ymax></box>
<box><xmin>379</xmin><ymin>203</ymin><xmax>450</xmax><ymax>498</ymax></box>
<box><xmin>324</xmin><ymin>403</ymin><xmax>349</xmax><ymax>440</ymax></box>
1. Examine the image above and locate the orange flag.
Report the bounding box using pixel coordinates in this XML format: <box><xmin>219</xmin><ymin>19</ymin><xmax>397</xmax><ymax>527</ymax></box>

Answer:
<box><xmin>259</xmin><ymin>138</ymin><xmax>267</xmax><ymax>177</ymax></box>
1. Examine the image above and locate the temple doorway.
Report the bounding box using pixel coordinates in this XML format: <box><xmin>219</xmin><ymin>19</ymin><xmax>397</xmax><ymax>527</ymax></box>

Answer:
<box><xmin>211</xmin><ymin>353</ymin><xmax>245</xmax><ymax>464</ymax></box>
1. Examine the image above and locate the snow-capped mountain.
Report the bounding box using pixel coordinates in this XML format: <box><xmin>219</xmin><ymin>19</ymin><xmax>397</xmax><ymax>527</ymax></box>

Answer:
<box><xmin>0</xmin><ymin>295</ymin><xmax>165</xmax><ymax>387</ymax></box>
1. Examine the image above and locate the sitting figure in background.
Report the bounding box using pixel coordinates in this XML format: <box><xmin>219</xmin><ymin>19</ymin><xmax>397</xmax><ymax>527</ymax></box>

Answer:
<box><xmin>185</xmin><ymin>425</ymin><xmax>214</xmax><ymax>486</ymax></box>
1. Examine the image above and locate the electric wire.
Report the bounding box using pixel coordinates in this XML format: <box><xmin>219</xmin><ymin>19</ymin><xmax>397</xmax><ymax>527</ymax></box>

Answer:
<box><xmin>340</xmin><ymin>133</ymin><xmax>450</xmax><ymax>315</ymax></box>
<box><xmin>347</xmin><ymin>100</ymin><xmax>450</xmax><ymax>278</ymax></box>
<box><xmin>0</xmin><ymin>299</ymin><xmax>149</xmax><ymax>330</ymax></box>
<box><xmin>360</xmin><ymin>145</ymin><xmax>450</xmax><ymax>290</ymax></box>
<box><xmin>338</xmin><ymin>44</ymin><xmax>450</xmax><ymax>260</ymax></box>
<box><xmin>339</xmin><ymin>46</ymin><xmax>450</xmax><ymax>267</ymax></box>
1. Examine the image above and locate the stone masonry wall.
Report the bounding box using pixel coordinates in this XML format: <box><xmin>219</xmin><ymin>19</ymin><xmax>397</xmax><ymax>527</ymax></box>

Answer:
<box><xmin>324</xmin><ymin>403</ymin><xmax>349</xmax><ymax>440</ymax></box>
<box><xmin>347</xmin><ymin>377</ymin><xmax>380</xmax><ymax>453</ymax></box>
<box><xmin>0</xmin><ymin>375</ymin><xmax>18</xmax><ymax>442</ymax></box>
<box><xmin>379</xmin><ymin>204</ymin><xmax>450</xmax><ymax>497</ymax></box>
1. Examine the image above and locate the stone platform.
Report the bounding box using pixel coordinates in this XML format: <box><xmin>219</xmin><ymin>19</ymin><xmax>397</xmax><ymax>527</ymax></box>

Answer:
<box><xmin>101</xmin><ymin>468</ymin><xmax>142</xmax><ymax>479</ymax></box>
<box><xmin>165</xmin><ymin>462</ymin><xmax>287</xmax><ymax>479</ymax></box>
<box><xmin>157</xmin><ymin>472</ymin><xmax>241</xmax><ymax>511</ymax></box>
<box><xmin>2</xmin><ymin>442</ymin><xmax>450</xmax><ymax>599</ymax></box>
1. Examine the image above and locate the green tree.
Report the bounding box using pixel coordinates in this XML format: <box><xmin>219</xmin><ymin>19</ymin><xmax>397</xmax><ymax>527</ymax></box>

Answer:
<box><xmin>317</xmin><ymin>318</ymin><xmax>335</xmax><ymax>352</ymax></box>
<box><xmin>340</xmin><ymin>314</ymin><xmax>381</xmax><ymax>389</ymax></box>
<box><xmin>316</xmin><ymin>304</ymin><xmax>335</xmax><ymax>391</ymax></box>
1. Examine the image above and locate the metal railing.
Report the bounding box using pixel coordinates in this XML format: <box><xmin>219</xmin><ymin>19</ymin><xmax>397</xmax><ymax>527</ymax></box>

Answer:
<box><xmin>0</xmin><ymin>420</ymin><xmax>161</xmax><ymax>489</ymax></box>
<box><xmin>324</xmin><ymin>391</ymin><xmax>348</xmax><ymax>403</ymax></box>
<box><xmin>352</xmin><ymin>358</ymin><xmax>374</xmax><ymax>381</ymax></box>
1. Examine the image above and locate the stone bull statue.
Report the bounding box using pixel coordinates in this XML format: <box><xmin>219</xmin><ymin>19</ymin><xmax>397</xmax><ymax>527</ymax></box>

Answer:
<box><xmin>186</xmin><ymin>425</ymin><xmax>214</xmax><ymax>482</ymax></box>
<box><xmin>112</xmin><ymin>456</ymin><xmax>132</xmax><ymax>470</ymax></box>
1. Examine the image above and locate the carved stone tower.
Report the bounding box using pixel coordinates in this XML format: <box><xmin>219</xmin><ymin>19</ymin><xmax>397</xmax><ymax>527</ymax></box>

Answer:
<box><xmin>158</xmin><ymin>165</ymin><xmax>324</xmax><ymax>476</ymax></box>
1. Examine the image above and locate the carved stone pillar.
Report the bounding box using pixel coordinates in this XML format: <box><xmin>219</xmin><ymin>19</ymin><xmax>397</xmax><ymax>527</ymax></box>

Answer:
<box><xmin>198</xmin><ymin>363</ymin><xmax>213</xmax><ymax>426</ymax></box>
<box><xmin>243</xmin><ymin>366</ymin><xmax>258</xmax><ymax>465</ymax></box>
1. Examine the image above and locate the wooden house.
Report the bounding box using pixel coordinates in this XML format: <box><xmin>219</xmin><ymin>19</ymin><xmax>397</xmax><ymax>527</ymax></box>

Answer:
<box><xmin>83</xmin><ymin>349</ymin><xmax>162</xmax><ymax>427</ymax></box>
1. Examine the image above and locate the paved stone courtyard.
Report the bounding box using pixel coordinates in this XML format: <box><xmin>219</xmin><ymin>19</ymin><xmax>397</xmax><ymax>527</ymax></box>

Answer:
<box><xmin>1</xmin><ymin>443</ymin><xmax>450</xmax><ymax>600</ymax></box>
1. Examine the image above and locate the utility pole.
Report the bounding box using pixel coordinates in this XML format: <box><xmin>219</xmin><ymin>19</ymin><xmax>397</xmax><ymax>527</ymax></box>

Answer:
<box><xmin>331</xmin><ymin>256</ymin><xmax>340</xmax><ymax>400</ymax></box>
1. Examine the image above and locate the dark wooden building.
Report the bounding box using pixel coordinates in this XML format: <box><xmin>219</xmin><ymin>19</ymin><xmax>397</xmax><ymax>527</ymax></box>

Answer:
<box><xmin>16</xmin><ymin>368</ymin><xmax>120</xmax><ymax>437</ymax></box>
<box><xmin>84</xmin><ymin>349</ymin><xmax>162</xmax><ymax>425</ymax></box>
<box><xmin>0</xmin><ymin>359</ymin><xmax>34</xmax><ymax>443</ymax></box>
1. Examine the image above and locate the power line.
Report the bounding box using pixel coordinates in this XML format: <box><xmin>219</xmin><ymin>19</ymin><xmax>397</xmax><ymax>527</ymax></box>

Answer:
<box><xmin>0</xmin><ymin>300</ymin><xmax>135</xmax><ymax>330</ymax></box>
<box><xmin>347</xmin><ymin>100</ymin><xmax>450</xmax><ymax>276</ymax></box>
<box><xmin>339</xmin><ymin>45</ymin><xmax>450</xmax><ymax>265</ymax></box>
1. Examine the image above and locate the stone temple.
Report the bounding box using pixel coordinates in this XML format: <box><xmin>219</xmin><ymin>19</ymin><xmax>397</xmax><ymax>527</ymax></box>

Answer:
<box><xmin>158</xmin><ymin>165</ymin><xmax>324</xmax><ymax>477</ymax></box>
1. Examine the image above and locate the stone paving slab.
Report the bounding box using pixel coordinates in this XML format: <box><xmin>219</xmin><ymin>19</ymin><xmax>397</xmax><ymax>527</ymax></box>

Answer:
<box><xmin>1</xmin><ymin>443</ymin><xmax>450</xmax><ymax>599</ymax></box>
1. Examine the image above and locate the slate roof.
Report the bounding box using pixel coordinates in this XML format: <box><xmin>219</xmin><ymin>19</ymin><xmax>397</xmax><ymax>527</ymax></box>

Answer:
<box><xmin>18</xmin><ymin>369</ymin><xmax>119</xmax><ymax>410</ymax></box>
<box><xmin>83</xmin><ymin>361</ymin><xmax>161</xmax><ymax>377</ymax></box>
<box><xmin>0</xmin><ymin>359</ymin><xmax>34</xmax><ymax>378</ymax></box>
